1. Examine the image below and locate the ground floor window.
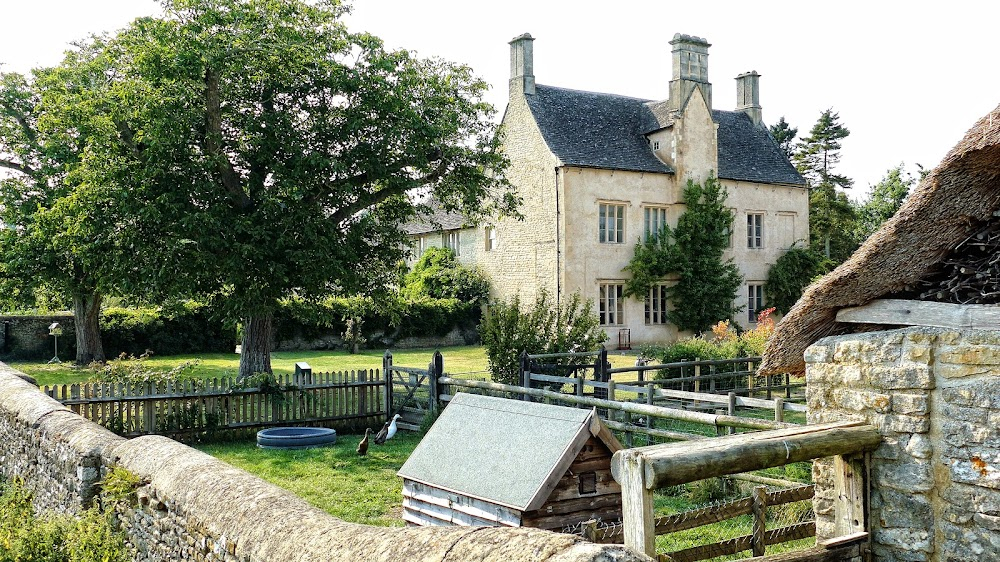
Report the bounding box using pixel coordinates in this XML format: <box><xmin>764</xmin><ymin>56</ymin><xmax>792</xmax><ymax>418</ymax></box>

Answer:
<box><xmin>599</xmin><ymin>283</ymin><xmax>624</xmax><ymax>326</ymax></box>
<box><xmin>748</xmin><ymin>283</ymin><xmax>764</xmax><ymax>323</ymax></box>
<box><xmin>645</xmin><ymin>284</ymin><xmax>669</xmax><ymax>324</ymax></box>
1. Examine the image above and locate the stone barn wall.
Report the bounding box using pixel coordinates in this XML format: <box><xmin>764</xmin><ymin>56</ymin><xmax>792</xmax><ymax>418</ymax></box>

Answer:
<box><xmin>806</xmin><ymin>327</ymin><xmax>1000</xmax><ymax>561</ymax></box>
<box><xmin>0</xmin><ymin>313</ymin><xmax>75</xmax><ymax>361</ymax></box>
<box><xmin>0</xmin><ymin>361</ymin><xmax>646</xmax><ymax>562</ymax></box>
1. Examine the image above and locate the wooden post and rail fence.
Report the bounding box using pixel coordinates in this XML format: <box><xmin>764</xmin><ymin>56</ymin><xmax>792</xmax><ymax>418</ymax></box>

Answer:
<box><xmin>611</xmin><ymin>421</ymin><xmax>881</xmax><ymax>561</ymax></box>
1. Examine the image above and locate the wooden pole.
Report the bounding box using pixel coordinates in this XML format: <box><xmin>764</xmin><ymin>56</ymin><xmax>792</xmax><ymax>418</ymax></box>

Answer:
<box><xmin>728</xmin><ymin>392</ymin><xmax>737</xmax><ymax>435</ymax></box>
<box><xmin>834</xmin><ymin>453</ymin><xmax>868</xmax><ymax>537</ymax></box>
<box><xmin>774</xmin><ymin>397</ymin><xmax>784</xmax><ymax>423</ymax></box>
<box><xmin>521</xmin><ymin>352</ymin><xmax>532</xmax><ymax>402</ymax></box>
<box><xmin>614</xmin><ymin>450</ymin><xmax>655</xmax><ymax>558</ymax></box>
<box><xmin>383</xmin><ymin>350</ymin><xmax>393</xmax><ymax>418</ymax></box>
<box><xmin>751</xmin><ymin>486</ymin><xmax>767</xmax><ymax>557</ymax></box>
<box><xmin>617</xmin><ymin>421</ymin><xmax>881</xmax><ymax>490</ymax></box>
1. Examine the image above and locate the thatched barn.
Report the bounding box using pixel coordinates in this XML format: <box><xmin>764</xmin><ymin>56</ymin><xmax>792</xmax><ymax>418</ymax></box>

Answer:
<box><xmin>760</xmin><ymin>104</ymin><xmax>1000</xmax><ymax>375</ymax></box>
<box><xmin>397</xmin><ymin>393</ymin><xmax>623</xmax><ymax>530</ymax></box>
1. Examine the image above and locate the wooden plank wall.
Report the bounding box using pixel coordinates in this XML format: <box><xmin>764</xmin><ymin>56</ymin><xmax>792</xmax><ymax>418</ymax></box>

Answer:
<box><xmin>42</xmin><ymin>370</ymin><xmax>386</xmax><ymax>441</ymax></box>
<box><xmin>401</xmin><ymin>480</ymin><xmax>522</xmax><ymax>528</ymax></box>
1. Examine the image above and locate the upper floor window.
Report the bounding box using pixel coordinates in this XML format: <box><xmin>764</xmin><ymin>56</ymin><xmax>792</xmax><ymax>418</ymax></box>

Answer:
<box><xmin>599</xmin><ymin>283</ymin><xmax>624</xmax><ymax>326</ymax></box>
<box><xmin>645</xmin><ymin>284</ymin><xmax>669</xmax><ymax>325</ymax></box>
<box><xmin>747</xmin><ymin>213</ymin><xmax>764</xmax><ymax>249</ymax></box>
<box><xmin>416</xmin><ymin>236</ymin><xmax>426</xmax><ymax>256</ymax></box>
<box><xmin>748</xmin><ymin>283</ymin><xmax>764</xmax><ymax>323</ymax></box>
<box><xmin>599</xmin><ymin>203</ymin><xmax>625</xmax><ymax>244</ymax></box>
<box><xmin>485</xmin><ymin>227</ymin><xmax>497</xmax><ymax>251</ymax></box>
<box><xmin>443</xmin><ymin>231</ymin><xmax>461</xmax><ymax>256</ymax></box>
<box><xmin>643</xmin><ymin>206</ymin><xmax>669</xmax><ymax>242</ymax></box>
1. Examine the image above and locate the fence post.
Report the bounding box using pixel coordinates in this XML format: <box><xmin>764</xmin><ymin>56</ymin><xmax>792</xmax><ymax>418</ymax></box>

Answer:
<box><xmin>727</xmin><ymin>392</ymin><xmax>737</xmax><ymax>435</ymax></box>
<box><xmin>618</xmin><ymin>452</ymin><xmax>655</xmax><ymax>557</ymax></box>
<box><xmin>710</xmin><ymin>363</ymin><xmax>717</xmax><ymax>394</ymax></box>
<box><xmin>359</xmin><ymin>370</ymin><xmax>368</xmax><ymax>416</ymax></box>
<box><xmin>834</xmin><ymin>453</ymin><xmax>868</xmax><ymax>537</ymax></box>
<box><xmin>751</xmin><ymin>485</ymin><xmax>767</xmax><ymax>557</ymax></box>
<box><xmin>594</xmin><ymin>346</ymin><xmax>609</xmax><ymax>401</ymax></box>
<box><xmin>774</xmin><ymin>397</ymin><xmax>784</xmax><ymax>423</ymax></box>
<box><xmin>747</xmin><ymin>359</ymin><xmax>755</xmax><ymax>398</ymax></box>
<box><xmin>429</xmin><ymin>350</ymin><xmax>443</xmax><ymax>414</ymax></box>
<box><xmin>785</xmin><ymin>373</ymin><xmax>792</xmax><ymax>399</ymax></box>
<box><xmin>383</xmin><ymin>350</ymin><xmax>393</xmax><ymax>418</ymax></box>
<box><xmin>520</xmin><ymin>351</ymin><xmax>532</xmax><ymax>402</ymax></box>
<box><xmin>694</xmin><ymin>360</ymin><xmax>701</xmax><ymax>394</ymax></box>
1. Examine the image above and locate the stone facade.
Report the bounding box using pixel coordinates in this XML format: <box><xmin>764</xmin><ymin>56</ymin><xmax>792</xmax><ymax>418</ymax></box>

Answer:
<box><xmin>806</xmin><ymin>327</ymin><xmax>1000</xmax><ymax>561</ymax></box>
<box><xmin>408</xmin><ymin>32</ymin><xmax>809</xmax><ymax>346</ymax></box>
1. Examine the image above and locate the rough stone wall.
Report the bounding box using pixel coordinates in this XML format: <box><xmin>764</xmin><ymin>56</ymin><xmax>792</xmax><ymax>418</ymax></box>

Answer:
<box><xmin>0</xmin><ymin>361</ymin><xmax>649</xmax><ymax>562</ymax></box>
<box><xmin>0</xmin><ymin>313</ymin><xmax>75</xmax><ymax>360</ymax></box>
<box><xmin>806</xmin><ymin>327</ymin><xmax>1000</xmax><ymax>561</ymax></box>
<box><xmin>0</xmin><ymin>361</ymin><xmax>121</xmax><ymax>514</ymax></box>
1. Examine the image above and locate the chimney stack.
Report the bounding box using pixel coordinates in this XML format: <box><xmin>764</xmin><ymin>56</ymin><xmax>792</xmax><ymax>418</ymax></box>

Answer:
<box><xmin>668</xmin><ymin>34</ymin><xmax>712</xmax><ymax>111</ymax></box>
<box><xmin>509</xmin><ymin>33</ymin><xmax>535</xmax><ymax>96</ymax></box>
<box><xmin>735</xmin><ymin>71</ymin><xmax>762</xmax><ymax>126</ymax></box>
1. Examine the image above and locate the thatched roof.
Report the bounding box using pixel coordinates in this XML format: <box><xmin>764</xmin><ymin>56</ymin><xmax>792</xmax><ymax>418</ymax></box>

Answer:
<box><xmin>760</xmin><ymin>104</ymin><xmax>1000</xmax><ymax>375</ymax></box>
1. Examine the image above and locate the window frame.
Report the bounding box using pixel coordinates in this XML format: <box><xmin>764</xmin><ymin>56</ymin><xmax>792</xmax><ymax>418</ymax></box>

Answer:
<box><xmin>599</xmin><ymin>202</ymin><xmax>626</xmax><ymax>244</ymax></box>
<box><xmin>643</xmin><ymin>205</ymin><xmax>670</xmax><ymax>242</ymax></box>
<box><xmin>485</xmin><ymin>226</ymin><xmax>497</xmax><ymax>252</ymax></box>
<box><xmin>747</xmin><ymin>213</ymin><xmax>764</xmax><ymax>249</ymax></box>
<box><xmin>748</xmin><ymin>283</ymin><xmax>764</xmax><ymax>323</ymax></box>
<box><xmin>645</xmin><ymin>283</ymin><xmax>669</xmax><ymax>325</ymax></box>
<box><xmin>443</xmin><ymin>230</ymin><xmax>461</xmax><ymax>256</ymax></box>
<box><xmin>599</xmin><ymin>282</ymin><xmax>625</xmax><ymax>326</ymax></box>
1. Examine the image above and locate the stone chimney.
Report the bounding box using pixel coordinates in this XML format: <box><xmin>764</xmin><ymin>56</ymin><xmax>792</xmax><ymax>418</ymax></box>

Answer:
<box><xmin>735</xmin><ymin>71</ymin><xmax>762</xmax><ymax>126</ymax></box>
<box><xmin>668</xmin><ymin>34</ymin><xmax>712</xmax><ymax>111</ymax></box>
<box><xmin>509</xmin><ymin>33</ymin><xmax>535</xmax><ymax>96</ymax></box>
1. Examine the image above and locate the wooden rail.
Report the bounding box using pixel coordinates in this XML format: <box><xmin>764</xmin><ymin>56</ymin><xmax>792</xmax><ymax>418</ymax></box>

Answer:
<box><xmin>610</xmin><ymin>421</ymin><xmax>880</xmax><ymax>559</ymax></box>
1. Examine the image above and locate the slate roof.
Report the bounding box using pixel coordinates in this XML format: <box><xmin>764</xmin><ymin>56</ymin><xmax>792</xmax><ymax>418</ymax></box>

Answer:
<box><xmin>401</xmin><ymin>198</ymin><xmax>466</xmax><ymax>235</ymax></box>
<box><xmin>526</xmin><ymin>84</ymin><xmax>805</xmax><ymax>186</ymax></box>
<box><xmin>397</xmin><ymin>392</ymin><xmax>620</xmax><ymax>512</ymax></box>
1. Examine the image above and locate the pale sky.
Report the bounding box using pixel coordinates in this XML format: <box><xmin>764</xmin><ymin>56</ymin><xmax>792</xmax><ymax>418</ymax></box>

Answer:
<box><xmin>2</xmin><ymin>0</ymin><xmax>998</xmax><ymax>197</ymax></box>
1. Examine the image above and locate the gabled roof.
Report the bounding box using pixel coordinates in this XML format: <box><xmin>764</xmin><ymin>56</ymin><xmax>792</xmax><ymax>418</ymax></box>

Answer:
<box><xmin>525</xmin><ymin>84</ymin><xmax>806</xmax><ymax>186</ymax></box>
<box><xmin>398</xmin><ymin>392</ymin><xmax>622</xmax><ymax>512</ymax></box>
<box><xmin>759</xmin><ymin>103</ymin><xmax>1000</xmax><ymax>375</ymax></box>
<box><xmin>527</xmin><ymin>85</ymin><xmax>673</xmax><ymax>174</ymax></box>
<box><xmin>401</xmin><ymin>198</ymin><xmax>466</xmax><ymax>235</ymax></box>
<box><xmin>713</xmin><ymin>110</ymin><xmax>805</xmax><ymax>186</ymax></box>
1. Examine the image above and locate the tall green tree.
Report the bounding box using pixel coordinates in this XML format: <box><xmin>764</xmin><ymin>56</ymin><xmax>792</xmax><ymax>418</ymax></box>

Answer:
<box><xmin>84</xmin><ymin>0</ymin><xmax>517</xmax><ymax>378</ymax></box>
<box><xmin>793</xmin><ymin>109</ymin><xmax>856</xmax><ymax>261</ymax></box>
<box><xmin>853</xmin><ymin>164</ymin><xmax>914</xmax><ymax>244</ymax></box>
<box><xmin>0</xmin><ymin>50</ymin><xmax>127</xmax><ymax>364</ymax></box>
<box><xmin>768</xmin><ymin>116</ymin><xmax>797</xmax><ymax>160</ymax></box>
<box><xmin>624</xmin><ymin>175</ymin><xmax>743</xmax><ymax>333</ymax></box>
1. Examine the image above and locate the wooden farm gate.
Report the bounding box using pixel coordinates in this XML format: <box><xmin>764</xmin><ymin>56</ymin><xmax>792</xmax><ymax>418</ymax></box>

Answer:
<box><xmin>43</xmin><ymin>369</ymin><xmax>386</xmax><ymax>441</ymax></box>
<box><xmin>382</xmin><ymin>350</ymin><xmax>442</xmax><ymax>431</ymax></box>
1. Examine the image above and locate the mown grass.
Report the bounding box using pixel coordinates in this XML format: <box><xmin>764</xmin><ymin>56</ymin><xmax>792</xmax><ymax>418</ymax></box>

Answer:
<box><xmin>196</xmin><ymin>431</ymin><xmax>424</xmax><ymax>527</ymax></box>
<box><xmin>13</xmin><ymin>345</ymin><xmax>641</xmax><ymax>388</ymax></box>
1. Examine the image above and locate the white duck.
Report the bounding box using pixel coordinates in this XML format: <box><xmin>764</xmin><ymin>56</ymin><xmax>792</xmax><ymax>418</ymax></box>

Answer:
<box><xmin>374</xmin><ymin>413</ymin><xmax>401</xmax><ymax>445</ymax></box>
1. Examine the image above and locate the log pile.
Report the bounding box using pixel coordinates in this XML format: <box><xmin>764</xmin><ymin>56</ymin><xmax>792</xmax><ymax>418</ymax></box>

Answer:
<box><xmin>902</xmin><ymin>216</ymin><xmax>1000</xmax><ymax>305</ymax></box>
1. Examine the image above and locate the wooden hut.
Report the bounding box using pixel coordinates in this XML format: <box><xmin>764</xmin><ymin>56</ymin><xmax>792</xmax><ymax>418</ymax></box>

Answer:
<box><xmin>761</xmin><ymin>103</ymin><xmax>1000</xmax><ymax>375</ymax></box>
<box><xmin>397</xmin><ymin>393</ymin><xmax>623</xmax><ymax>530</ymax></box>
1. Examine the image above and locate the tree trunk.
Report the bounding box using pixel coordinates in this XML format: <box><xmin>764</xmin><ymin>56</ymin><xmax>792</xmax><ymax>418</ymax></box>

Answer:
<box><xmin>239</xmin><ymin>312</ymin><xmax>273</xmax><ymax>380</ymax></box>
<box><xmin>73</xmin><ymin>291</ymin><xmax>105</xmax><ymax>365</ymax></box>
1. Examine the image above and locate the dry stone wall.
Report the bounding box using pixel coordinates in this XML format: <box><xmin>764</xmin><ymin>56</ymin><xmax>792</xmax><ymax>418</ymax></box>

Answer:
<box><xmin>0</xmin><ymin>313</ymin><xmax>75</xmax><ymax>360</ymax></box>
<box><xmin>0</xmin><ymin>360</ymin><xmax>650</xmax><ymax>562</ymax></box>
<box><xmin>806</xmin><ymin>327</ymin><xmax>1000</xmax><ymax>562</ymax></box>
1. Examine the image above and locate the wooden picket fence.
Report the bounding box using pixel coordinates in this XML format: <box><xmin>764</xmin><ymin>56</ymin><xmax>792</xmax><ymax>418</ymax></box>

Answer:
<box><xmin>42</xmin><ymin>370</ymin><xmax>386</xmax><ymax>441</ymax></box>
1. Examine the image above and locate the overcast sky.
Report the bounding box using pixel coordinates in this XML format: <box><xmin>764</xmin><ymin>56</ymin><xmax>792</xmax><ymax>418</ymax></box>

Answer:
<box><xmin>3</xmin><ymin>1</ymin><xmax>998</xmax><ymax>197</ymax></box>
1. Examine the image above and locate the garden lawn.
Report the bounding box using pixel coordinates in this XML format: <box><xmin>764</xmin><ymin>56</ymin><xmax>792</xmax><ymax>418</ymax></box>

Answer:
<box><xmin>13</xmin><ymin>346</ymin><xmax>640</xmax><ymax>388</ymax></box>
<box><xmin>197</xmin><ymin>431</ymin><xmax>424</xmax><ymax>527</ymax></box>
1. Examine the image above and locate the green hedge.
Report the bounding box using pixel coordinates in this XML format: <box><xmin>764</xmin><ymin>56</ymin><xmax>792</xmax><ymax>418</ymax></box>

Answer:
<box><xmin>272</xmin><ymin>295</ymin><xmax>479</xmax><ymax>347</ymax></box>
<box><xmin>101</xmin><ymin>301</ymin><xmax>236</xmax><ymax>357</ymax></box>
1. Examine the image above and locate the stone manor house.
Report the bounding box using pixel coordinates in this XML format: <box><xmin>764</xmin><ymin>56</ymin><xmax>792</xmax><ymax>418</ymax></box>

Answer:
<box><xmin>407</xmin><ymin>33</ymin><xmax>808</xmax><ymax>345</ymax></box>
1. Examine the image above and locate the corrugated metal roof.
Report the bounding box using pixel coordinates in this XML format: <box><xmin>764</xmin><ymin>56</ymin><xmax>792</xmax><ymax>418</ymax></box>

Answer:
<box><xmin>397</xmin><ymin>393</ymin><xmax>610</xmax><ymax>511</ymax></box>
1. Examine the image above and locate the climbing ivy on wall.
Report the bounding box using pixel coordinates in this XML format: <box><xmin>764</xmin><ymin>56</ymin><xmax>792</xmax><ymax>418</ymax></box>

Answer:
<box><xmin>624</xmin><ymin>174</ymin><xmax>743</xmax><ymax>333</ymax></box>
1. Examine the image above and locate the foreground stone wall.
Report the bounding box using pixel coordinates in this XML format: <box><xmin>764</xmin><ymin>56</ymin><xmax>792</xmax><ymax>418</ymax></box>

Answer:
<box><xmin>0</xmin><ymin>360</ymin><xmax>648</xmax><ymax>562</ymax></box>
<box><xmin>806</xmin><ymin>327</ymin><xmax>1000</xmax><ymax>561</ymax></box>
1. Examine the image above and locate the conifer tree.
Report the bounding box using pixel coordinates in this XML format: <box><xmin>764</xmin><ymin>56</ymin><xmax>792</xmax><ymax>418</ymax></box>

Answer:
<box><xmin>768</xmin><ymin>116</ymin><xmax>797</xmax><ymax>160</ymax></box>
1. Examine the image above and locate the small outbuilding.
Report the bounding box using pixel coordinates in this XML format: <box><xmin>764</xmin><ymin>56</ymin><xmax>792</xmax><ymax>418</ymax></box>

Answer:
<box><xmin>398</xmin><ymin>392</ymin><xmax>623</xmax><ymax>531</ymax></box>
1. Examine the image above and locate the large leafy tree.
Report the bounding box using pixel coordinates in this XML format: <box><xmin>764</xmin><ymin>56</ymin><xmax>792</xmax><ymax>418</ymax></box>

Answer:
<box><xmin>793</xmin><ymin>109</ymin><xmax>856</xmax><ymax>262</ymax></box>
<box><xmin>853</xmin><ymin>164</ymin><xmax>914</xmax><ymax>244</ymax></box>
<box><xmin>624</xmin><ymin>175</ymin><xmax>743</xmax><ymax>333</ymax></box>
<box><xmin>84</xmin><ymin>0</ymin><xmax>516</xmax><ymax>378</ymax></box>
<box><xmin>0</xmin><ymin>50</ymin><xmax>128</xmax><ymax>364</ymax></box>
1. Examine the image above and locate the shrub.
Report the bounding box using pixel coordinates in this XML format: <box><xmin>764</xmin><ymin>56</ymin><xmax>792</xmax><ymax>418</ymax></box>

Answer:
<box><xmin>641</xmin><ymin>308</ymin><xmax>776</xmax><ymax>363</ymax></box>
<box><xmin>401</xmin><ymin>247</ymin><xmax>490</xmax><ymax>303</ymax></box>
<box><xmin>480</xmin><ymin>291</ymin><xmax>605</xmax><ymax>385</ymax></box>
<box><xmin>765</xmin><ymin>246</ymin><xmax>831</xmax><ymax>314</ymax></box>
<box><xmin>89</xmin><ymin>352</ymin><xmax>201</xmax><ymax>385</ymax></box>
<box><xmin>0</xmin><ymin>478</ymin><xmax>129</xmax><ymax>562</ymax></box>
<box><xmin>101</xmin><ymin>300</ymin><xmax>236</xmax><ymax>356</ymax></box>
